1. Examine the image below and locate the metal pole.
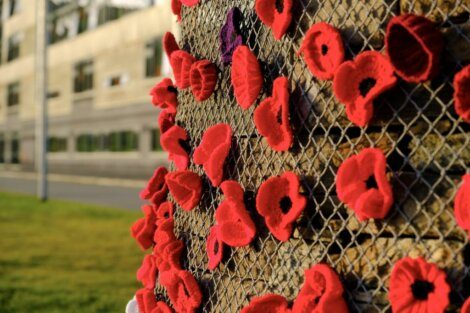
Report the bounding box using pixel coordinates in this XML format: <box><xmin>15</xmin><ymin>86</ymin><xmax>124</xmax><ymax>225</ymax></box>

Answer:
<box><xmin>35</xmin><ymin>0</ymin><xmax>48</xmax><ymax>201</ymax></box>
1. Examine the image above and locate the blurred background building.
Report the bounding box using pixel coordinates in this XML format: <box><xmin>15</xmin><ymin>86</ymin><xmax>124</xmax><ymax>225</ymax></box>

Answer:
<box><xmin>0</xmin><ymin>0</ymin><xmax>175</xmax><ymax>179</ymax></box>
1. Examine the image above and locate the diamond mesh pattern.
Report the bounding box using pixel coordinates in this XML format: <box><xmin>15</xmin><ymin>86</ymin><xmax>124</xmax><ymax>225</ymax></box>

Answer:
<box><xmin>168</xmin><ymin>0</ymin><xmax>470</xmax><ymax>312</ymax></box>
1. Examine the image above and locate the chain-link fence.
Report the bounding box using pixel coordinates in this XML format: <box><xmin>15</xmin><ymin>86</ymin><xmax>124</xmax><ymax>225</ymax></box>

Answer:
<box><xmin>159</xmin><ymin>0</ymin><xmax>470</xmax><ymax>312</ymax></box>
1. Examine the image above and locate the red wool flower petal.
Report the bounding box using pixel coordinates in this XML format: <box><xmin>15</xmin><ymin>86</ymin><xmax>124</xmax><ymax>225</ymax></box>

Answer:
<box><xmin>163</xmin><ymin>32</ymin><xmax>180</xmax><ymax>59</ymax></box>
<box><xmin>215</xmin><ymin>180</ymin><xmax>256</xmax><ymax>247</ymax></box>
<box><xmin>256</xmin><ymin>171</ymin><xmax>307</xmax><ymax>242</ymax></box>
<box><xmin>231</xmin><ymin>45</ymin><xmax>263</xmax><ymax>110</ymax></box>
<box><xmin>389</xmin><ymin>257</ymin><xmax>450</xmax><ymax>313</ymax></box>
<box><xmin>156</xmin><ymin>201</ymin><xmax>174</xmax><ymax>221</ymax></box>
<box><xmin>155</xmin><ymin>239</ymin><xmax>184</xmax><ymax>272</ymax></box>
<box><xmin>165</xmin><ymin>170</ymin><xmax>202</xmax><ymax>211</ymax></box>
<box><xmin>454</xmin><ymin>174</ymin><xmax>470</xmax><ymax>238</ymax></box>
<box><xmin>171</xmin><ymin>0</ymin><xmax>182</xmax><ymax>22</ymax></box>
<box><xmin>241</xmin><ymin>294</ymin><xmax>291</xmax><ymax>313</ymax></box>
<box><xmin>207</xmin><ymin>225</ymin><xmax>224</xmax><ymax>270</ymax></box>
<box><xmin>137</xmin><ymin>254</ymin><xmax>158</xmax><ymax>290</ymax></box>
<box><xmin>292</xmin><ymin>264</ymin><xmax>348</xmax><ymax>313</ymax></box>
<box><xmin>193</xmin><ymin>123</ymin><xmax>232</xmax><ymax>186</ymax></box>
<box><xmin>454</xmin><ymin>65</ymin><xmax>470</xmax><ymax>123</ymax></box>
<box><xmin>254</xmin><ymin>76</ymin><xmax>293</xmax><ymax>152</ymax></box>
<box><xmin>160</xmin><ymin>269</ymin><xmax>202</xmax><ymax>313</ymax></box>
<box><xmin>170</xmin><ymin>50</ymin><xmax>197</xmax><ymax>89</ymax></box>
<box><xmin>190</xmin><ymin>60</ymin><xmax>218</xmax><ymax>102</ymax></box>
<box><xmin>149</xmin><ymin>78</ymin><xmax>178</xmax><ymax>113</ymax></box>
<box><xmin>131</xmin><ymin>205</ymin><xmax>157</xmax><ymax>250</ymax></box>
<box><xmin>151</xmin><ymin>302</ymin><xmax>174</xmax><ymax>313</ymax></box>
<box><xmin>298</xmin><ymin>22</ymin><xmax>344</xmax><ymax>80</ymax></box>
<box><xmin>254</xmin><ymin>0</ymin><xmax>293</xmax><ymax>40</ymax></box>
<box><xmin>158</xmin><ymin>110</ymin><xmax>176</xmax><ymax>135</ymax></box>
<box><xmin>180</xmin><ymin>0</ymin><xmax>199</xmax><ymax>7</ymax></box>
<box><xmin>160</xmin><ymin>125</ymin><xmax>190</xmax><ymax>170</ymax></box>
<box><xmin>462</xmin><ymin>298</ymin><xmax>470</xmax><ymax>313</ymax></box>
<box><xmin>386</xmin><ymin>14</ymin><xmax>443</xmax><ymax>83</ymax></box>
<box><xmin>333</xmin><ymin>51</ymin><xmax>397</xmax><ymax>127</ymax></box>
<box><xmin>136</xmin><ymin>288</ymin><xmax>159</xmax><ymax>313</ymax></box>
<box><xmin>336</xmin><ymin>148</ymin><xmax>393</xmax><ymax>221</ymax></box>
<box><xmin>140</xmin><ymin>167</ymin><xmax>169</xmax><ymax>206</ymax></box>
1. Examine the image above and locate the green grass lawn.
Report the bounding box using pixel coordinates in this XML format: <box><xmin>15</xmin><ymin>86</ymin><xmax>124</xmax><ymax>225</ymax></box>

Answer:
<box><xmin>0</xmin><ymin>192</ymin><xmax>144</xmax><ymax>313</ymax></box>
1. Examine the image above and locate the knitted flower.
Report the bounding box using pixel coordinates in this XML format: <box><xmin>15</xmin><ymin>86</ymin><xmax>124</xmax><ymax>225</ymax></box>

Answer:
<box><xmin>140</xmin><ymin>166</ymin><xmax>168</xmax><ymax>206</ymax></box>
<box><xmin>170</xmin><ymin>50</ymin><xmax>196</xmax><ymax>89</ymax></box>
<box><xmin>131</xmin><ymin>205</ymin><xmax>157</xmax><ymax>250</ymax></box>
<box><xmin>189</xmin><ymin>59</ymin><xmax>218</xmax><ymax>102</ymax></box>
<box><xmin>453</xmin><ymin>65</ymin><xmax>470</xmax><ymax>123</ymax></box>
<box><xmin>159</xmin><ymin>269</ymin><xmax>202</xmax><ymax>313</ymax></box>
<box><xmin>454</xmin><ymin>174</ymin><xmax>470</xmax><ymax>238</ymax></box>
<box><xmin>137</xmin><ymin>254</ymin><xmax>158</xmax><ymax>290</ymax></box>
<box><xmin>165</xmin><ymin>170</ymin><xmax>202</xmax><ymax>211</ymax></box>
<box><xmin>206</xmin><ymin>225</ymin><xmax>224</xmax><ymax>270</ymax></box>
<box><xmin>160</xmin><ymin>125</ymin><xmax>190</xmax><ymax>170</ymax></box>
<box><xmin>149</xmin><ymin>78</ymin><xmax>178</xmax><ymax>113</ymax></box>
<box><xmin>241</xmin><ymin>294</ymin><xmax>291</xmax><ymax>313</ymax></box>
<box><xmin>254</xmin><ymin>0</ymin><xmax>293</xmax><ymax>40</ymax></box>
<box><xmin>219</xmin><ymin>8</ymin><xmax>244</xmax><ymax>65</ymax></box>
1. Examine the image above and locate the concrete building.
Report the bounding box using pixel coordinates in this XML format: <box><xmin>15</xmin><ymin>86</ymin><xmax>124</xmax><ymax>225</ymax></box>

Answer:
<box><xmin>0</xmin><ymin>0</ymin><xmax>175</xmax><ymax>179</ymax></box>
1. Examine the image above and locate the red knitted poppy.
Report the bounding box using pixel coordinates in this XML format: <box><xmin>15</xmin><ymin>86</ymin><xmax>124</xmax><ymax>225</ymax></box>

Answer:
<box><xmin>189</xmin><ymin>60</ymin><xmax>218</xmax><ymax>102</ymax></box>
<box><xmin>158</xmin><ymin>110</ymin><xmax>176</xmax><ymax>135</ymax></box>
<box><xmin>454</xmin><ymin>174</ymin><xmax>470</xmax><ymax>238</ymax></box>
<box><xmin>171</xmin><ymin>0</ymin><xmax>182</xmax><ymax>22</ymax></box>
<box><xmin>149</xmin><ymin>78</ymin><xmax>178</xmax><ymax>113</ymax></box>
<box><xmin>386</xmin><ymin>14</ymin><xmax>443</xmax><ymax>83</ymax></box>
<box><xmin>160</xmin><ymin>125</ymin><xmax>189</xmax><ymax>170</ymax></box>
<box><xmin>298</xmin><ymin>22</ymin><xmax>344</xmax><ymax>80</ymax></box>
<box><xmin>454</xmin><ymin>65</ymin><xmax>470</xmax><ymax>123</ymax></box>
<box><xmin>256</xmin><ymin>171</ymin><xmax>306</xmax><ymax>242</ymax></box>
<box><xmin>292</xmin><ymin>264</ymin><xmax>348</xmax><ymax>313</ymax></box>
<box><xmin>462</xmin><ymin>298</ymin><xmax>470</xmax><ymax>313</ymax></box>
<box><xmin>231</xmin><ymin>45</ymin><xmax>263</xmax><ymax>110</ymax></box>
<box><xmin>333</xmin><ymin>51</ymin><xmax>397</xmax><ymax>127</ymax></box>
<box><xmin>241</xmin><ymin>294</ymin><xmax>291</xmax><ymax>313</ymax></box>
<box><xmin>389</xmin><ymin>257</ymin><xmax>450</xmax><ymax>313</ymax></box>
<box><xmin>160</xmin><ymin>269</ymin><xmax>202</xmax><ymax>313</ymax></box>
<box><xmin>163</xmin><ymin>32</ymin><xmax>180</xmax><ymax>59</ymax></box>
<box><xmin>137</xmin><ymin>254</ymin><xmax>158</xmax><ymax>290</ymax></box>
<box><xmin>215</xmin><ymin>180</ymin><xmax>256</xmax><ymax>247</ymax></box>
<box><xmin>136</xmin><ymin>288</ymin><xmax>159</xmax><ymax>313</ymax></box>
<box><xmin>152</xmin><ymin>218</ymin><xmax>183</xmax><ymax>271</ymax></box>
<box><xmin>155</xmin><ymin>201</ymin><xmax>174</xmax><ymax>222</ymax></box>
<box><xmin>254</xmin><ymin>76</ymin><xmax>293</xmax><ymax>152</ymax></box>
<box><xmin>254</xmin><ymin>0</ymin><xmax>293</xmax><ymax>40</ymax></box>
<box><xmin>165</xmin><ymin>170</ymin><xmax>202</xmax><ymax>211</ymax></box>
<box><xmin>336</xmin><ymin>148</ymin><xmax>393</xmax><ymax>221</ymax></box>
<box><xmin>170</xmin><ymin>50</ymin><xmax>197</xmax><ymax>89</ymax></box>
<box><xmin>180</xmin><ymin>0</ymin><xmax>199</xmax><ymax>7</ymax></box>
<box><xmin>152</xmin><ymin>302</ymin><xmax>173</xmax><ymax>313</ymax></box>
<box><xmin>131</xmin><ymin>205</ymin><xmax>157</xmax><ymax>250</ymax></box>
<box><xmin>193</xmin><ymin>123</ymin><xmax>232</xmax><ymax>186</ymax></box>
<box><xmin>207</xmin><ymin>225</ymin><xmax>224</xmax><ymax>270</ymax></box>
<box><xmin>140</xmin><ymin>166</ymin><xmax>169</xmax><ymax>206</ymax></box>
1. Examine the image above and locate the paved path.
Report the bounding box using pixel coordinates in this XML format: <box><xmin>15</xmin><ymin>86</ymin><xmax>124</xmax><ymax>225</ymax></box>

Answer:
<box><xmin>0</xmin><ymin>172</ymin><xmax>146</xmax><ymax>210</ymax></box>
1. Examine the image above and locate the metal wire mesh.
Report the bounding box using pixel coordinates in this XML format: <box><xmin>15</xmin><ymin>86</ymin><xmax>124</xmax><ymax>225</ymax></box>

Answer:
<box><xmin>165</xmin><ymin>0</ymin><xmax>470</xmax><ymax>312</ymax></box>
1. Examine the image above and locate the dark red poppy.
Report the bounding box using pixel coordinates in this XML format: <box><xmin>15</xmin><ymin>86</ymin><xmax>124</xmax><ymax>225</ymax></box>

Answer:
<box><xmin>336</xmin><ymin>148</ymin><xmax>393</xmax><ymax>221</ymax></box>
<box><xmin>454</xmin><ymin>174</ymin><xmax>470</xmax><ymax>238</ymax></box>
<box><xmin>298</xmin><ymin>22</ymin><xmax>344</xmax><ymax>80</ymax></box>
<box><xmin>254</xmin><ymin>0</ymin><xmax>293</xmax><ymax>40</ymax></box>
<box><xmin>189</xmin><ymin>60</ymin><xmax>218</xmax><ymax>102</ymax></box>
<box><xmin>241</xmin><ymin>294</ymin><xmax>290</xmax><ymax>313</ymax></box>
<box><xmin>170</xmin><ymin>50</ymin><xmax>197</xmax><ymax>89</ymax></box>
<box><xmin>206</xmin><ymin>225</ymin><xmax>224</xmax><ymax>270</ymax></box>
<box><xmin>165</xmin><ymin>170</ymin><xmax>202</xmax><ymax>211</ymax></box>
<box><xmin>180</xmin><ymin>0</ymin><xmax>199</xmax><ymax>7</ymax></box>
<box><xmin>131</xmin><ymin>205</ymin><xmax>157</xmax><ymax>250</ymax></box>
<box><xmin>160</xmin><ymin>125</ymin><xmax>189</xmax><ymax>170</ymax></box>
<box><xmin>462</xmin><ymin>298</ymin><xmax>470</xmax><ymax>313</ymax></box>
<box><xmin>386</xmin><ymin>14</ymin><xmax>443</xmax><ymax>83</ymax></box>
<box><xmin>140</xmin><ymin>167</ymin><xmax>169</xmax><ymax>206</ymax></box>
<box><xmin>163</xmin><ymin>32</ymin><xmax>180</xmax><ymax>59</ymax></box>
<box><xmin>193</xmin><ymin>123</ymin><xmax>232</xmax><ymax>186</ymax></box>
<box><xmin>136</xmin><ymin>288</ymin><xmax>159</xmax><ymax>313</ymax></box>
<box><xmin>137</xmin><ymin>254</ymin><xmax>158</xmax><ymax>290</ymax></box>
<box><xmin>171</xmin><ymin>0</ymin><xmax>182</xmax><ymax>22</ymax></box>
<box><xmin>454</xmin><ymin>65</ymin><xmax>470</xmax><ymax>123</ymax></box>
<box><xmin>159</xmin><ymin>269</ymin><xmax>202</xmax><ymax>313</ymax></box>
<box><xmin>158</xmin><ymin>110</ymin><xmax>176</xmax><ymax>135</ymax></box>
<box><xmin>151</xmin><ymin>302</ymin><xmax>174</xmax><ymax>313</ymax></box>
<box><xmin>254</xmin><ymin>76</ymin><xmax>293</xmax><ymax>152</ymax></box>
<box><xmin>219</xmin><ymin>8</ymin><xmax>243</xmax><ymax>65</ymax></box>
<box><xmin>292</xmin><ymin>264</ymin><xmax>348</xmax><ymax>313</ymax></box>
<box><xmin>333</xmin><ymin>51</ymin><xmax>397</xmax><ymax>127</ymax></box>
<box><xmin>231</xmin><ymin>45</ymin><xmax>263</xmax><ymax>110</ymax></box>
<box><xmin>152</xmin><ymin>218</ymin><xmax>183</xmax><ymax>271</ymax></box>
<box><xmin>149</xmin><ymin>79</ymin><xmax>178</xmax><ymax>114</ymax></box>
<box><xmin>215</xmin><ymin>180</ymin><xmax>256</xmax><ymax>247</ymax></box>
<box><xmin>389</xmin><ymin>257</ymin><xmax>450</xmax><ymax>313</ymax></box>
<box><xmin>256</xmin><ymin>171</ymin><xmax>306</xmax><ymax>242</ymax></box>
<box><xmin>155</xmin><ymin>201</ymin><xmax>174</xmax><ymax>222</ymax></box>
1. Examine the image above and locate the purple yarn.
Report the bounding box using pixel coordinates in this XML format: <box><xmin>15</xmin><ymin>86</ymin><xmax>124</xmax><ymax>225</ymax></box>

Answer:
<box><xmin>219</xmin><ymin>8</ymin><xmax>243</xmax><ymax>65</ymax></box>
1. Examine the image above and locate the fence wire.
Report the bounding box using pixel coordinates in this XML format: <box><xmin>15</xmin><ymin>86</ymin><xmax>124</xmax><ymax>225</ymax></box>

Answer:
<box><xmin>164</xmin><ymin>0</ymin><xmax>470</xmax><ymax>312</ymax></box>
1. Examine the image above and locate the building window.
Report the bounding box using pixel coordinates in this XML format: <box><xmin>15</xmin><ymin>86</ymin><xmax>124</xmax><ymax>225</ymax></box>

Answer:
<box><xmin>73</xmin><ymin>60</ymin><xmax>93</xmax><ymax>93</ymax></box>
<box><xmin>48</xmin><ymin>137</ymin><xmax>68</xmax><ymax>152</ymax></box>
<box><xmin>11</xmin><ymin>133</ymin><xmax>19</xmax><ymax>164</ymax></box>
<box><xmin>0</xmin><ymin>135</ymin><xmax>4</xmax><ymax>163</ymax></box>
<box><xmin>150</xmin><ymin>128</ymin><xmax>162</xmax><ymax>151</ymax></box>
<box><xmin>7</xmin><ymin>82</ymin><xmax>20</xmax><ymax>107</ymax></box>
<box><xmin>145</xmin><ymin>37</ymin><xmax>163</xmax><ymax>77</ymax></box>
<box><xmin>98</xmin><ymin>6</ymin><xmax>132</xmax><ymax>25</ymax></box>
<box><xmin>7</xmin><ymin>33</ymin><xmax>21</xmax><ymax>61</ymax></box>
<box><xmin>76</xmin><ymin>131</ymin><xmax>138</xmax><ymax>152</ymax></box>
<box><xmin>9</xmin><ymin>0</ymin><xmax>19</xmax><ymax>17</ymax></box>
<box><xmin>77</xmin><ymin>7</ymin><xmax>88</xmax><ymax>34</ymax></box>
